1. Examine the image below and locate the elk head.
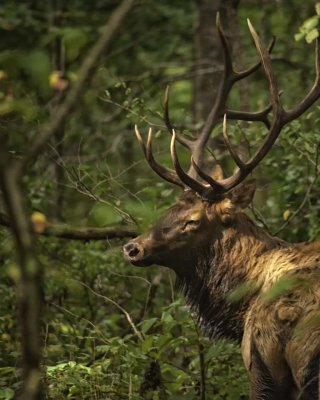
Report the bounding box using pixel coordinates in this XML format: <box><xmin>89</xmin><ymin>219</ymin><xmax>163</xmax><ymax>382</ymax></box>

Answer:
<box><xmin>123</xmin><ymin>169</ymin><xmax>257</xmax><ymax>270</ymax></box>
<box><xmin>123</xmin><ymin>15</ymin><xmax>320</xmax><ymax>271</ymax></box>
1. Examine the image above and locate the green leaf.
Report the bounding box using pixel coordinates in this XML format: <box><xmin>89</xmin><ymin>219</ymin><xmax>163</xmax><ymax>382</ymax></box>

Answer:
<box><xmin>141</xmin><ymin>335</ymin><xmax>154</xmax><ymax>353</ymax></box>
<box><xmin>95</xmin><ymin>345</ymin><xmax>110</xmax><ymax>354</ymax></box>
<box><xmin>89</xmin><ymin>203</ymin><xmax>121</xmax><ymax>226</ymax></box>
<box><xmin>306</xmin><ymin>28</ymin><xmax>319</xmax><ymax>43</ymax></box>
<box><xmin>68</xmin><ymin>385</ymin><xmax>79</xmax><ymax>396</ymax></box>
<box><xmin>227</xmin><ymin>280</ymin><xmax>257</xmax><ymax>303</ymax></box>
<box><xmin>161</xmin><ymin>311</ymin><xmax>174</xmax><ymax>325</ymax></box>
<box><xmin>302</xmin><ymin>16</ymin><xmax>319</xmax><ymax>31</ymax></box>
<box><xmin>23</xmin><ymin>50</ymin><xmax>51</xmax><ymax>94</ymax></box>
<box><xmin>205</xmin><ymin>342</ymin><xmax>224</xmax><ymax>361</ymax></box>
<box><xmin>262</xmin><ymin>276</ymin><xmax>308</xmax><ymax>303</ymax></box>
<box><xmin>0</xmin><ymin>388</ymin><xmax>14</xmax><ymax>400</ymax></box>
<box><xmin>0</xmin><ymin>367</ymin><xmax>15</xmax><ymax>375</ymax></box>
<box><xmin>294</xmin><ymin>31</ymin><xmax>305</xmax><ymax>41</ymax></box>
<box><xmin>61</xmin><ymin>27</ymin><xmax>89</xmax><ymax>62</ymax></box>
<box><xmin>140</xmin><ymin>317</ymin><xmax>158</xmax><ymax>334</ymax></box>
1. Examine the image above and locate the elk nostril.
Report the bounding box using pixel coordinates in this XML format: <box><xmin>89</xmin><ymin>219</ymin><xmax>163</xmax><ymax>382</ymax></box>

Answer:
<box><xmin>123</xmin><ymin>243</ymin><xmax>140</xmax><ymax>258</ymax></box>
<box><xmin>129</xmin><ymin>246</ymin><xmax>140</xmax><ymax>257</ymax></box>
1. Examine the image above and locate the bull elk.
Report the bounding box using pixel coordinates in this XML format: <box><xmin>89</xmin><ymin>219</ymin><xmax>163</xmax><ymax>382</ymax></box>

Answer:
<box><xmin>123</xmin><ymin>15</ymin><xmax>320</xmax><ymax>399</ymax></box>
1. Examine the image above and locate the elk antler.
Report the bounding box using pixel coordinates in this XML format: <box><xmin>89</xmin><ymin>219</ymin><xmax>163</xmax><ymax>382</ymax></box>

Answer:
<box><xmin>135</xmin><ymin>15</ymin><xmax>320</xmax><ymax>200</ymax></box>
<box><xmin>134</xmin><ymin>125</ymin><xmax>184</xmax><ymax>188</ymax></box>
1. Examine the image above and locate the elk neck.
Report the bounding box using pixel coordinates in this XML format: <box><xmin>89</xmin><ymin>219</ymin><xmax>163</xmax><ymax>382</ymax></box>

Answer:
<box><xmin>175</xmin><ymin>212</ymin><xmax>287</xmax><ymax>341</ymax></box>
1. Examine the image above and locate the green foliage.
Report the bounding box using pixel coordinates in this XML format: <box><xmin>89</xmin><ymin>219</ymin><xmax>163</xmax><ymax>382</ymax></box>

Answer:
<box><xmin>262</xmin><ymin>276</ymin><xmax>308</xmax><ymax>303</ymax></box>
<box><xmin>227</xmin><ymin>280</ymin><xmax>258</xmax><ymax>304</ymax></box>
<box><xmin>0</xmin><ymin>0</ymin><xmax>320</xmax><ymax>399</ymax></box>
<box><xmin>295</xmin><ymin>3</ymin><xmax>320</xmax><ymax>42</ymax></box>
<box><xmin>0</xmin><ymin>239</ymin><xmax>248</xmax><ymax>399</ymax></box>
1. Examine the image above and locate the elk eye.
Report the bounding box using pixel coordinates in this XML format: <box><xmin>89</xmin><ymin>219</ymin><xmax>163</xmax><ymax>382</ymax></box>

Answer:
<box><xmin>183</xmin><ymin>219</ymin><xmax>200</xmax><ymax>230</ymax></box>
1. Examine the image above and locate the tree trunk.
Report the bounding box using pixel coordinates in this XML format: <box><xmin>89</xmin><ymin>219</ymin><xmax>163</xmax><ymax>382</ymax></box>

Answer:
<box><xmin>193</xmin><ymin>0</ymin><xmax>251</xmax><ymax>160</ymax></box>
<box><xmin>192</xmin><ymin>0</ymin><xmax>229</xmax><ymax>126</ymax></box>
<box><xmin>0</xmin><ymin>144</ymin><xmax>43</xmax><ymax>400</ymax></box>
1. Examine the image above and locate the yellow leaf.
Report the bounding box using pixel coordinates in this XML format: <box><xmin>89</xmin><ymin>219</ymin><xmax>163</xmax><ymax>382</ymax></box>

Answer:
<box><xmin>49</xmin><ymin>70</ymin><xmax>69</xmax><ymax>91</ymax></box>
<box><xmin>283</xmin><ymin>209</ymin><xmax>290</xmax><ymax>221</ymax></box>
<box><xmin>0</xmin><ymin>70</ymin><xmax>7</xmax><ymax>80</ymax></box>
<box><xmin>31</xmin><ymin>212</ymin><xmax>47</xmax><ymax>233</ymax></box>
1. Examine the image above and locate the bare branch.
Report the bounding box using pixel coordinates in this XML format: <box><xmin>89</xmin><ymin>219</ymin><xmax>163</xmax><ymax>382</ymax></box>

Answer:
<box><xmin>75</xmin><ymin>280</ymin><xmax>144</xmax><ymax>341</ymax></box>
<box><xmin>0</xmin><ymin>212</ymin><xmax>137</xmax><ymax>240</ymax></box>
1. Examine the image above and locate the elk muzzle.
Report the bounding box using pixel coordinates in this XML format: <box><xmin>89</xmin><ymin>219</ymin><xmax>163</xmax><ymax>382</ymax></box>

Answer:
<box><xmin>123</xmin><ymin>238</ymin><xmax>152</xmax><ymax>267</ymax></box>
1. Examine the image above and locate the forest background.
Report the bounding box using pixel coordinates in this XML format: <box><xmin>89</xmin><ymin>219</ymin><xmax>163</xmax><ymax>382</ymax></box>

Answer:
<box><xmin>0</xmin><ymin>0</ymin><xmax>320</xmax><ymax>399</ymax></box>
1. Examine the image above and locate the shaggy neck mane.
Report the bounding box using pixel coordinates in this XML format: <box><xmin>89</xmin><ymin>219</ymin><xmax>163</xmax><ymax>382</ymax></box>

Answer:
<box><xmin>175</xmin><ymin>213</ymin><xmax>286</xmax><ymax>341</ymax></box>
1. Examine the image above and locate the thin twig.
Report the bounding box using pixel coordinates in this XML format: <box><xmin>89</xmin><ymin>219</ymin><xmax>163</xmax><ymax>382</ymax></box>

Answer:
<box><xmin>49</xmin><ymin>302</ymin><xmax>110</xmax><ymax>345</ymax></box>
<box><xmin>74</xmin><ymin>280</ymin><xmax>144</xmax><ymax>341</ymax></box>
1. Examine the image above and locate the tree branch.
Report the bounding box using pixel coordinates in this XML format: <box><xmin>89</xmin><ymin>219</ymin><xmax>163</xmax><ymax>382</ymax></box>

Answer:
<box><xmin>0</xmin><ymin>213</ymin><xmax>137</xmax><ymax>240</ymax></box>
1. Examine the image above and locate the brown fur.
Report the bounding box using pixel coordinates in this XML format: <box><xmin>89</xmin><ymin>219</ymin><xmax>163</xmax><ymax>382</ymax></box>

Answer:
<box><xmin>123</xmin><ymin>182</ymin><xmax>320</xmax><ymax>399</ymax></box>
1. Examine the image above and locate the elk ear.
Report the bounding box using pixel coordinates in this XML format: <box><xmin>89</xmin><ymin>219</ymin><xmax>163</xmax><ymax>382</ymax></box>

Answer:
<box><xmin>227</xmin><ymin>179</ymin><xmax>256</xmax><ymax>210</ymax></box>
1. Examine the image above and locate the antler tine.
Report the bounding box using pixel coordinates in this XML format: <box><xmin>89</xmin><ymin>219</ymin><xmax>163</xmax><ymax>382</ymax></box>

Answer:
<box><xmin>216</xmin><ymin>12</ymin><xmax>233</xmax><ymax>76</ymax></box>
<box><xmin>135</xmin><ymin>18</ymin><xmax>320</xmax><ymax>200</ymax></box>
<box><xmin>163</xmin><ymin>86</ymin><xmax>174</xmax><ymax>135</ymax></box>
<box><xmin>219</xmin><ymin>22</ymin><xmax>284</xmax><ymax>190</ymax></box>
<box><xmin>191</xmin><ymin>157</ymin><xmax>224</xmax><ymax>193</ymax></box>
<box><xmin>247</xmin><ymin>20</ymin><xmax>282</xmax><ymax>113</ymax></box>
<box><xmin>226</xmin><ymin>104</ymin><xmax>272</xmax><ymax>129</ymax></box>
<box><xmin>198</xmin><ymin>22</ymin><xmax>286</xmax><ymax>194</ymax></box>
<box><xmin>217</xmin><ymin>11</ymin><xmax>276</xmax><ymax>84</ymax></box>
<box><xmin>235</xmin><ymin>36</ymin><xmax>276</xmax><ymax>82</ymax></box>
<box><xmin>170</xmin><ymin>130</ymin><xmax>207</xmax><ymax>195</ymax></box>
<box><xmin>134</xmin><ymin>125</ymin><xmax>184</xmax><ymax>188</ymax></box>
<box><xmin>163</xmin><ymin>86</ymin><xmax>194</xmax><ymax>150</ymax></box>
<box><xmin>192</xmin><ymin>13</ymin><xmax>273</xmax><ymax>173</ymax></box>
<box><xmin>222</xmin><ymin>114</ymin><xmax>246</xmax><ymax>169</ymax></box>
<box><xmin>217</xmin><ymin>13</ymin><xmax>277</xmax><ymax>82</ymax></box>
<box><xmin>221</xmin><ymin>22</ymin><xmax>319</xmax><ymax>192</ymax></box>
<box><xmin>134</xmin><ymin>124</ymin><xmax>147</xmax><ymax>155</ymax></box>
<box><xmin>225</xmin><ymin>91</ymin><xmax>284</xmax><ymax>130</ymax></box>
<box><xmin>191</xmin><ymin>13</ymin><xmax>233</xmax><ymax>172</ymax></box>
